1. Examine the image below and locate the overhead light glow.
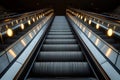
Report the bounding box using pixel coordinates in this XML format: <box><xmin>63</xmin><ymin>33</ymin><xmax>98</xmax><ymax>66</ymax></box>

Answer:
<box><xmin>21</xmin><ymin>23</ymin><xmax>24</xmax><ymax>30</ymax></box>
<box><xmin>96</xmin><ymin>24</ymin><xmax>100</xmax><ymax>29</ymax></box>
<box><xmin>7</xmin><ymin>28</ymin><xmax>13</xmax><ymax>37</ymax></box>
<box><xmin>89</xmin><ymin>20</ymin><xmax>92</xmax><ymax>24</ymax></box>
<box><xmin>84</xmin><ymin>18</ymin><xmax>86</xmax><ymax>22</ymax></box>
<box><xmin>32</xmin><ymin>18</ymin><xmax>35</xmax><ymax>22</ymax></box>
<box><xmin>28</xmin><ymin>20</ymin><xmax>31</xmax><ymax>25</ymax></box>
<box><xmin>81</xmin><ymin>16</ymin><xmax>83</xmax><ymax>19</ymax></box>
<box><xmin>107</xmin><ymin>28</ymin><xmax>113</xmax><ymax>37</ymax></box>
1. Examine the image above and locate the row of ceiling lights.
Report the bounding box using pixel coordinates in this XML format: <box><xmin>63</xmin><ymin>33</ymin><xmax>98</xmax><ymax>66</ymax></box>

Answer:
<box><xmin>4</xmin><ymin>13</ymin><xmax>45</xmax><ymax>38</ymax></box>
<box><xmin>74</xmin><ymin>11</ymin><xmax>113</xmax><ymax>37</ymax></box>
<box><xmin>66</xmin><ymin>9</ymin><xmax>113</xmax><ymax>37</ymax></box>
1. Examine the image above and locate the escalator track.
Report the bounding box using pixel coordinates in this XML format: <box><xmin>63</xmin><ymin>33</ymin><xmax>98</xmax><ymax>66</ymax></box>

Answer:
<box><xmin>22</xmin><ymin>16</ymin><xmax>98</xmax><ymax>80</ymax></box>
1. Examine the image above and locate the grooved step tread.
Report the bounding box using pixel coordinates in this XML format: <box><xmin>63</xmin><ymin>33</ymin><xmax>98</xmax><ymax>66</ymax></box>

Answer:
<box><xmin>32</xmin><ymin>62</ymin><xmax>91</xmax><ymax>77</ymax></box>
<box><xmin>45</xmin><ymin>39</ymin><xmax>77</xmax><ymax>44</ymax></box>
<box><xmin>28</xmin><ymin>77</ymin><xmax>97</xmax><ymax>80</ymax></box>
<box><xmin>46</xmin><ymin>35</ymin><xmax>74</xmax><ymax>39</ymax></box>
<box><xmin>37</xmin><ymin>51</ymin><xmax>84</xmax><ymax>62</ymax></box>
<box><xmin>48</xmin><ymin>32</ymin><xmax>72</xmax><ymax>35</ymax></box>
<box><xmin>42</xmin><ymin>44</ymin><xmax>80</xmax><ymax>51</ymax></box>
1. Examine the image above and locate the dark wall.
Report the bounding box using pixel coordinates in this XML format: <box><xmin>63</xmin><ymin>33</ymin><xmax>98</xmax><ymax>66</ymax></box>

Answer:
<box><xmin>0</xmin><ymin>0</ymin><xmax>119</xmax><ymax>15</ymax></box>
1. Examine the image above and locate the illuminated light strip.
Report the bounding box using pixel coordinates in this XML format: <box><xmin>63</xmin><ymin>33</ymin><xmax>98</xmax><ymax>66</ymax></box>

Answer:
<box><xmin>95</xmin><ymin>38</ymin><xmax>100</xmax><ymax>46</ymax></box>
<box><xmin>105</xmin><ymin>48</ymin><xmax>112</xmax><ymax>57</ymax></box>
<box><xmin>88</xmin><ymin>31</ymin><xmax>91</xmax><ymax>38</ymax></box>
<box><xmin>7</xmin><ymin>28</ymin><xmax>13</xmax><ymax>37</ymax></box>
<box><xmin>8</xmin><ymin>49</ymin><xmax>16</xmax><ymax>58</ymax></box>
<box><xmin>21</xmin><ymin>39</ymin><xmax>26</xmax><ymax>46</ymax></box>
<box><xmin>29</xmin><ymin>33</ymin><xmax>33</xmax><ymax>38</ymax></box>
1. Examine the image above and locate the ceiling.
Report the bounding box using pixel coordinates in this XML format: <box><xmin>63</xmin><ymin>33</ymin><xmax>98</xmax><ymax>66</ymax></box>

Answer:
<box><xmin>0</xmin><ymin>0</ymin><xmax>119</xmax><ymax>15</ymax></box>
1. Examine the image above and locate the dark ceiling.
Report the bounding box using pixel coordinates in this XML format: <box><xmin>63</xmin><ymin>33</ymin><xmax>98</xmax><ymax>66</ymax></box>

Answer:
<box><xmin>0</xmin><ymin>0</ymin><xmax>120</xmax><ymax>15</ymax></box>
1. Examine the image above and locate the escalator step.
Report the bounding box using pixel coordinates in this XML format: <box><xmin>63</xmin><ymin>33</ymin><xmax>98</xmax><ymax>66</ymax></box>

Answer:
<box><xmin>42</xmin><ymin>44</ymin><xmax>80</xmax><ymax>51</ymax></box>
<box><xmin>28</xmin><ymin>77</ymin><xmax>97</xmax><ymax>80</ymax></box>
<box><xmin>32</xmin><ymin>62</ymin><xmax>91</xmax><ymax>77</ymax></box>
<box><xmin>49</xmin><ymin>30</ymin><xmax>71</xmax><ymax>32</ymax></box>
<box><xmin>45</xmin><ymin>39</ymin><xmax>77</xmax><ymax>44</ymax></box>
<box><xmin>50</xmin><ymin>28</ymin><xmax>71</xmax><ymax>30</ymax></box>
<box><xmin>48</xmin><ymin>32</ymin><xmax>72</xmax><ymax>35</ymax></box>
<box><xmin>46</xmin><ymin>35</ymin><xmax>74</xmax><ymax>39</ymax></box>
<box><xmin>37</xmin><ymin>51</ymin><xmax>84</xmax><ymax>62</ymax></box>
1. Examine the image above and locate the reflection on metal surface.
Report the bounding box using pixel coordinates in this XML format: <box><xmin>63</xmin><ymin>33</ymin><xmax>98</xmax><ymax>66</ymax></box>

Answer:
<box><xmin>107</xmin><ymin>28</ymin><xmax>113</xmax><ymax>37</ymax></box>
<box><xmin>8</xmin><ymin>49</ymin><xmax>16</xmax><ymax>58</ymax></box>
<box><xmin>28</xmin><ymin>20</ymin><xmax>31</xmax><ymax>25</ymax></box>
<box><xmin>83</xmin><ymin>27</ymin><xmax>86</xmax><ymax>32</ymax></box>
<box><xmin>36</xmin><ymin>17</ymin><xmax>39</xmax><ymax>20</ymax></box>
<box><xmin>102</xmin><ymin>22</ymin><xmax>104</xmax><ymax>24</ymax></box>
<box><xmin>89</xmin><ymin>20</ymin><xmax>92</xmax><ymax>24</ymax></box>
<box><xmin>88</xmin><ymin>31</ymin><xmax>91</xmax><ymax>38</ymax></box>
<box><xmin>7</xmin><ymin>28</ymin><xmax>13</xmax><ymax>37</ymax></box>
<box><xmin>43</xmin><ymin>13</ymin><xmax>44</xmax><ymax>16</ymax></box>
<box><xmin>37</xmin><ymin>26</ymin><xmax>40</xmax><ymax>30</ymax></box>
<box><xmin>105</xmin><ymin>48</ymin><xmax>112</xmax><ymax>57</ymax></box>
<box><xmin>95</xmin><ymin>38</ymin><xmax>100</xmax><ymax>46</ymax></box>
<box><xmin>81</xmin><ymin>16</ymin><xmax>83</xmax><ymax>19</ymax></box>
<box><xmin>6</xmin><ymin>25</ymin><xmax>8</xmax><ymax>29</ymax></box>
<box><xmin>32</xmin><ymin>18</ymin><xmax>35</xmax><ymax>22</ymax></box>
<box><xmin>20</xmin><ymin>23</ymin><xmax>24</xmax><ymax>30</ymax></box>
<box><xmin>21</xmin><ymin>39</ymin><xmax>26</xmax><ymax>46</ymax></box>
<box><xmin>29</xmin><ymin>33</ymin><xmax>33</xmax><ymax>38</ymax></box>
<box><xmin>16</xmin><ymin>20</ymin><xmax>18</xmax><ymax>24</ymax></box>
<box><xmin>11</xmin><ymin>22</ymin><xmax>14</xmax><ymax>26</ymax></box>
<box><xmin>113</xmin><ymin>26</ymin><xmax>116</xmax><ymax>30</ymax></box>
<box><xmin>33</xmin><ymin>29</ymin><xmax>36</xmax><ymax>34</ymax></box>
<box><xmin>39</xmin><ymin>15</ymin><xmax>41</xmax><ymax>18</ymax></box>
<box><xmin>96</xmin><ymin>24</ymin><xmax>100</xmax><ymax>29</ymax></box>
<box><xmin>84</xmin><ymin>18</ymin><xmax>86</xmax><ymax>22</ymax></box>
<box><xmin>107</xmin><ymin>24</ymin><xmax>110</xmax><ymax>27</ymax></box>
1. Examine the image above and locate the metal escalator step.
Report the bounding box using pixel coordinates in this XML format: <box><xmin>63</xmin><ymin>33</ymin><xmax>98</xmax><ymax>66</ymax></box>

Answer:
<box><xmin>50</xmin><ymin>27</ymin><xmax>71</xmax><ymax>29</ymax></box>
<box><xmin>37</xmin><ymin>51</ymin><xmax>84</xmax><ymax>62</ymax></box>
<box><xmin>48</xmin><ymin>32</ymin><xmax>72</xmax><ymax>35</ymax></box>
<box><xmin>28</xmin><ymin>77</ymin><xmax>97</xmax><ymax>80</ymax></box>
<box><xmin>32</xmin><ymin>62</ymin><xmax>91</xmax><ymax>77</ymax></box>
<box><xmin>46</xmin><ymin>35</ymin><xmax>74</xmax><ymax>39</ymax></box>
<box><xmin>45</xmin><ymin>39</ymin><xmax>77</xmax><ymax>44</ymax></box>
<box><xmin>42</xmin><ymin>44</ymin><xmax>80</xmax><ymax>51</ymax></box>
<box><xmin>49</xmin><ymin>30</ymin><xmax>71</xmax><ymax>32</ymax></box>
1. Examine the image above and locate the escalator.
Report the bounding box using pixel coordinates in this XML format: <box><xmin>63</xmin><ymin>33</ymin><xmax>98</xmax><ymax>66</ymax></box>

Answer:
<box><xmin>21</xmin><ymin>16</ymin><xmax>98</xmax><ymax>80</ymax></box>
